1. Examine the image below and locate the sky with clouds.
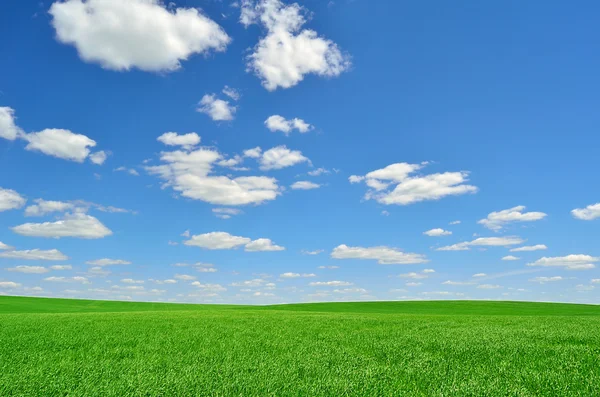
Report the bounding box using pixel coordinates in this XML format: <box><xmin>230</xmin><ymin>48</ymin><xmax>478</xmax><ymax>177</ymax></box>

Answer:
<box><xmin>0</xmin><ymin>0</ymin><xmax>599</xmax><ymax>304</ymax></box>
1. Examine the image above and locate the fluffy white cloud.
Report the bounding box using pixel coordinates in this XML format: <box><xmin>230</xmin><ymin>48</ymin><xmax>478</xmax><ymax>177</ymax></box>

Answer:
<box><xmin>0</xmin><ymin>107</ymin><xmax>24</xmax><ymax>140</ymax></box>
<box><xmin>0</xmin><ymin>242</ymin><xmax>13</xmax><ymax>250</ymax></box>
<box><xmin>290</xmin><ymin>181</ymin><xmax>320</xmax><ymax>190</ymax></box>
<box><xmin>89</xmin><ymin>150</ymin><xmax>108</xmax><ymax>165</ymax></box>
<box><xmin>530</xmin><ymin>276</ymin><xmax>563</xmax><ymax>283</ymax></box>
<box><xmin>44</xmin><ymin>276</ymin><xmax>89</xmax><ymax>283</ymax></box>
<box><xmin>502</xmin><ymin>255</ymin><xmax>520</xmax><ymax>261</ymax></box>
<box><xmin>0</xmin><ymin>188</ymin><xmax>26</xmax><ymax>212</ymax></box>
<box><xmin>197</xmin><ymin>94</ymin><xmax>236</xmax><ymax>121</ymax></box>
<box><xmin>146</xmin><ymin>147</ymin><xmax>280</xmax><ymax>206</ymax></box>
<box><xmin>259</xmin><ymin>146</ymin><xmax>309</xmax><ymax>171</ymax></box>
<box><xmin>244</xmin><ymin>238</ymin><xmax>285</xmax><ymax>252</ymax></box>
<box><xmin>12</xmin><ymin>213</ymin><xmax>112</xmax><ymax>239</ymax></box>
<box><xmin>191</xmin><ymin>282</ymin><xmax>227</xmax><ymax>292</ymax></box>
<box><xmin>442</xmin><ymin>280</ymin><xmax>475</xmax><ymax>286</ymax></box>
<box><xmin>331</xmin><ymin>245</ymin><xmax>428</xmax><ymax>265</ymax></box>
<box><xmin>50</xmin><ymin>265</ymin><xmax>72</xmax><ymax>270</ymax></box>
<box><xmin>174</xmin><ymin>274</ymin><xmax>197</xmax><ymax>281</ymax></box>
<box><xmin>477</xmin><ymin>284</ymin><xmax>501</xmax><ymax>289</ymax></box>
<box><xmin>243</xmin><ymin>0</ymin><xmax>350</xmax><ymax>90</ymax></box>
<box><xmin>478</xmin><ymin>206</ymin><xmax>547</xmax><ymax>231</ymax></box>
<box><xmin>405</xmin><ymin>282</ymin><xmax>422</xmax><ymax>287</ymax></box>
<box><xmin>572</xmin><ymin>203</ymin><xmax>600</xmax><ymax>221</ymax></box>
<box><xmin>85</xmin><ymin>258</ymin><xmax>131</xmax><ymax>266</ymax></box>
<box><xmin>308</xmin><ymin>168</ymin><xmax>330</xmax><ymax>177</ymax></box>
<box><xmin>510</xmin><ymin>244</ymin><xmax>547</xmax><ymax>252</ymax></box>
<box><xmin>6</xmin><ymin>265</ymin><xmax>49</xmax><ymax>274</ymax></box>
<box><xmin>24</xmin><ymin>129</ymin><xmax>96</xmax><ymax>162</ymax></box>
<box><xmin>0</xmin><ymin>249</ymin><xmax>68</xmax><ymax>261</ymax></box>
<box><xmin>222</xmin><ymin>86</ymin><xmax>241</xmax><ymax>101</ymax></box>
<box><xmin>231</xmin><ymin>279</ymin><xmax>270</xmax><ymax>287</ymax></box>
<box><xmin>449</xmin><ymin>220</ymin><xmax>461</xmax><ymax>225</ymax></box>
<box><xmin>114</xmin><ymin>166</ymin><xmax>139</xmax><ymax>176</ymax></box>
<box><xmin>309</xmin><ymin>281</ymin><xmax>353</xmax><ymax>287</ymax></box>
<box><xmin>49</xmin><ymin>0</ymin><xmax>230</xmax><ymax>72</ymax></box>
<box><xmin>157</xmin><ymin>132</ymin><xmax>200</xmax><ymax>149</ymax></box>
<box><xmin>24</xmin><ymin>199</ymin><xmax>73</xmax><ymax>217</ymax></box>
<box><xmin>527</xmin><ymin>255</ymin><xmax>598</xmax><ymax>270</ymax></box>
<box><xmin>398</xmin><ymin>272</ymin><xmax>429</xmax><ymax>280</ymax></box>
<box><xmin>280</xmin><ymin>272</ymin><xmax>316</xmax><ymax>278</ymax></box>
<box><xmin>265</xmin><ymin>115</ymin><xmax>313</xmax><ymax>135</ymax></box>
<box><xmin>184</xmin><ymin>232</ymin><xmax>251</xmax><ymax>250</ymax></box>
<box><xmin>121</xmin><ymin>279</ymin><xmax>144</xmax><ymax>284</ymax></box>
<box><xmin>0</xmin><ymin>281</ymin><xmax>21</xmax><ymax>289</ymax></box>
<box><xmin>350</xmin><ymin>162</ymin><xmax>477</xmax><ymax>206</ymax></box>
<box><xmin>423</xmin><ymin>228</ymin><xmax>451</xmax><ymax>237</ymax></box>
<box><xmin>243</xmin><ymin>147</ymin><xmax>262</xmax><ymax>158</ymax></box>
<box><xmin>436</xmin><ymin>236</ymin><xmax>524</xmax><ymax>251</ymax></box>
<box><xmin>212</xmin><ymin>208</ymin><xmax>243</xmax><ymax>219</ymax></box>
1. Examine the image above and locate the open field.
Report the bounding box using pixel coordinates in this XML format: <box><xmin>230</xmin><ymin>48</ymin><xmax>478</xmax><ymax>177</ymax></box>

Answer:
<box><xmin>2</xmin><ymin>297</ymin><xmax>600</xmax><ymax>396</ymax></box>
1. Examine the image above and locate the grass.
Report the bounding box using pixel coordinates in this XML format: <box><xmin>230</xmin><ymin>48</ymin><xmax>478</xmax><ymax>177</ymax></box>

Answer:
<box><xmin>1</xmin><ymin>297</ymin><xmax>600</xmax><ymax>396</ymax></box>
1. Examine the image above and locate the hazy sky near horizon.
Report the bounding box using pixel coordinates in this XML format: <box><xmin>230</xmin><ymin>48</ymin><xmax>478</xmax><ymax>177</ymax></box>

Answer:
<box><xmin>1</xmin><ymin>0</ymin><xmax>599</xmax><ymax>304</ymax></box>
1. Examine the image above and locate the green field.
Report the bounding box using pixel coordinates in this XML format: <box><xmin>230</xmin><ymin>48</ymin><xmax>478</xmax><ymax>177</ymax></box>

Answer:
<box><xmin>2</xmin><ymin>297</ymin><xmax>600</xmax><ymax>396</ymax></box>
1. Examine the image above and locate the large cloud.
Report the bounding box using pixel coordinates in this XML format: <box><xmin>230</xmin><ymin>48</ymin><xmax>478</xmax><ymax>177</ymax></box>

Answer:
<box><xmin>184</xmin><ymin>231</ymin><xmax>285</xmax><ymax>251</ymax></box>
<box><xmin>49</xmin><ymin>0</ymin><xmax>230</xmax><ymax>72</ymax></box>
<box><xmin>0</xmin><ymin>188</ymin><xmax>26</xmax><ymax>212</ymax></box>
<box><xmin>146</xmin><ymin>143</ymin><xmax>281</xmax><ymax>206</ymax></box>
<box><xmin>242</xmin><ymin>0</ymin><xmax>350</xmax><ymax>90</ymax></box>
<box><xmin>527</xmin><ymin>255</ymin><xmax>598</xmax><ymax>270</ymax></box>
<box><xmin>24</xmin><ymin>129</ymin><xmax>97</xmax><ymax>162</ymax></box>
<box><xmin>478</xmin><ymin>206</ymin><xmax>547</xmax><ymax>231</ymax></box>
<box><xmin>349</xmin><ymin>162</ymin><xmax>477</xmax><ymax>206</ymax></box>
<box><xmin>12</xmin><ymin>213</ymin><xmax>112</xmax><ymax>239</ymax></box>
<box><xmin>0</xmin><ymin>249</ymin><xmax>68</xmax><ymax>261</ymax></box>
<box><xmin>571</xmin><ymin>203</ymin><xmax>600</xmax><ymax>221</ymax></box>
<box><xmin>331</xmin><ymin>245</ymin><xmax>428</xmax><ymax>265</ymax></box>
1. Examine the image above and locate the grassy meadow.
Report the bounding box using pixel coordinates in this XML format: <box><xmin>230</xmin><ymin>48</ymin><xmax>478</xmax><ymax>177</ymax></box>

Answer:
<box><xmin>1</xmin><ymin>296</ymin><xmax>600</xmax><ymax>396</ymax></box>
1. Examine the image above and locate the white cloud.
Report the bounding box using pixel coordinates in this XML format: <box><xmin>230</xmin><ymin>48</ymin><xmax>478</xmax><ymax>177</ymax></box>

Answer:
<box><xmin>181</xmin><ymin>230</ymin><xmax>191</xmax><ymax>238</ymax></box>
<box><xmin>350</xmin><ymin>162</ymin><xmax>477</xmax><ymax>206</ymax></box>
<box><xmin>318</xmin><ymin>265</ymin><xmax>339</xmax><ymax>269</ymax></box>
<box><xmin>0</xmin><ymin>107</ymin><xmax>24</xmax><ymax>140</ymax></box>
<box><xmin>0</xmin><ymin>242</ymin><xmax>13</xmax><ymax>250</ymax></box>
<box><xmin>0</xmin><ymin>187</ymin><xmax>26</xmax><ymax>212</ymax></box>
<box><xmin>231</xmin><ymin>279</ymin><xmax>269</xmax><ymax>287</ymax></box>
<box><xmin>88</xmin><ymin>266</ymin><xmax>110</xmax><ymax>276</ymax></box>
<box><xmin>259</xmin><ymin>146</ymin><xmax>309</xmax><ymax>171</ymax></box>
<box><xmin>477</xmin><ymin>284</ymin><xmax>501</xmax><ymax>289</ymax></box>
<box><xmin>197</xmin><ymin>94</ymin><xmax>236</xmax><ymax>121</ymax></box>
<box><xmin>0</xmin><ymin>281</ymin><xmax>21</xmax><ymax>289</ymax></box>
<box><xmin>191</xmin><ymin>282</ymin><xmax>227</xmax><ymax>292</ymax></box>
<box><xmin>44</xmin><ymin>276</ymin><xmax>89</xmax><ymax>284</ymax></box>
<box><xmin>592</xmin><ymin>279</ymin><xmax>600</xmax><ymax>284</ymax></box>
<box><xmin>572</xmin><ymin>203</ymin><xmax>600</xmax><ymax>221</ymax></box>
<box><xmin>478</xmin><ymin>206</ymin><xmax>547</xmax><ymax>231</ymax></box>
<box><xmin>280</xmin><ymin>272</ymin><xmax>316</xmax><ymax>278</ymax></box>
<box><xmin>449</xmin><ymin>220</ymin><xmax>461</xmax><ymax>225</ymax></box>
<box><xmin>423</xmin><ymin>228</ymin><xmax>452</xmax><ymax>237</ymax></box>
<box><xmin>0</xmin><ymin>249</ymin><xmax>68</xmax><ymax>261</ymax></box>
<box><xmin>530</xmin><ymin>276</ymin><xmax>563</xmax><ymax>284</ymax></box>
<box><xmin>50</xmin><ymin>265</ymin><xmax>72</xmax><ymax>270</ymax></box>
<box><xmin>121</xmin><ymin>278</ymin><xmax>144</xmax><ymax>284</ymax></box>
<box><xmin>472</xmin><ymin>273</ymin><xmax>487</xmax><ymax>277</ymax></box>
<box><xmin>12</xmin><ymin>213</ymin><xmax>112</xmax><ymax>239</ymax></box>
<box><xmin>244</xmin><ymin>238</ymin><xmax>285</xmax><ymax>252</ymax></box>
<box><xmin>405</xmin><ymin>282</ymin><xmax>422</xmax><ymax>287</ymax></box>
<box><xmin>212</xmin><ymin>208</ymin><xmax>243</xmax><ymax>219</ymax></box>
<box><xmin>146</xmin><ymin>147</ymin><xmax>280</xmax><ymax>206</ymax></box>
<box><xmin>398</xmin><ymin>272</ymin><xmax>429</xmax><ymax>280</ymax></box>
<box><xmin>436</xmin><ymin>236</ymin><xmax>524</xmax><ymax>251</ymax></box>
<box><xmin>527</xmin><ymin>255</ymin><xmax>598</xmax><ymax>270</ymax></box>
<box><xmin>331</xmin><ymin>245</ymin><xmax>428</xmax><ymax>265</ymax></box>
<box><xmin>243</xmin><ymin>0</ymin><xmax>350</xmax><ymax>90</ymax></box>
<box><xmin>174</xmin><ymin>274</ymin><xmax>197</xmax><ymax>281</ymax></box>
<box><xmin>302</xmin><ymin>249</ymin><xmax>324</xmax><ymax>255</ymax></box>
<box><xmin>243</xmin><ymin>147</ymin><xmax>262</xmax><ymax>158</ymax></box>
<box><xmin>184</xmin><ymin>232</ymin><xmax>251</xmax><ymax>249</ymax></box>
<box><xmin>265</xmin><ymin>115</ymin><xmax>313</xmax><ymax>135</ymax></box>
<box><xmin>308</xmin><ymin>168</ymin><xmax>330</xmax><ymax>176</ymax></box>
<box><xmin>24</xmin><ymin>129</ymin><xmax>97</xmax><ymax>162</ymax></box>
<box><xmin>510</xmin><ymin>244</ymin><xmax>547</xmax><ymax>252</ymax></box>
<box><xmin>333</xmin><ymin>288</ymin><xmax>367</xmax><ymax>294</ymax></box>
<box><xmin>24</xmin><ymin>199</ymin><xmax>74</xmax><ymax>217</ymax></box>
<box><xmin>6</xmin><ymin>265</ymin><xmax>49</xmax><ymax>274</ymax></box>
<box><xmin>309</xmin><ymin>281</ymin><xmax>353</xmax><ymax>287</ymax></box>
<box><xmin>423</xmin><ymin>269</ymin><xmax>436</xmax><ymax>273</ymax></box>
<box><xmin>442</xmin><ymin>280</ymin><xmax>475</xmax><ymax>286</ymax></box>
<box><xmin>49</xmin><ymin>0</ymin><xmax>230</xmax><ymax>72</ymax></box>
<box><xmin>157</xmin><ymin>132</ymin><xmax>201</xmax><ymax>149</ymax></box>
<box><xmin>502</xmin><ymin>255</ymin><xmax>520</xmax><ymax>261</ymax></box>
<box><xmin>222</xmin><ymin>86</ymin><xmax>241</xmax><ymax>101</ymax></box>
<box><xmin>115</xmin><ymin>166</ymin><xmax>139</xmax><ymax>176</ymax></box>
<box><xmin>290</xmin><ymin>181</ymin><xmax>320</xmax><ymax>190</ymax></box>
<box><xmin>85</xmin><ymin>258</ymin><xmax>131</xmax><ymax>266</ymax></box>
<box><xmin>89</xmin><ymin>150</ymin><xmax>108</xmax><ymax>165</ymax></box>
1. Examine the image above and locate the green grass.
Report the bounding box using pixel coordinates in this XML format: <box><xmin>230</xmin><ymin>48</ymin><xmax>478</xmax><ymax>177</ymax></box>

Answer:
<box><xmin>2</xmin><ymin>296</ymin><xmax>600</xmax><ymax>396</ymax></box>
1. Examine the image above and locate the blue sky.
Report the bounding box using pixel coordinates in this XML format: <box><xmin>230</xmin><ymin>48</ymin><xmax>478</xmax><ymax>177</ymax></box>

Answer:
<box><xmin>1</xmin><ymin>0</ymin><xmax>599</xmax><ymax>304</ymax></box>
